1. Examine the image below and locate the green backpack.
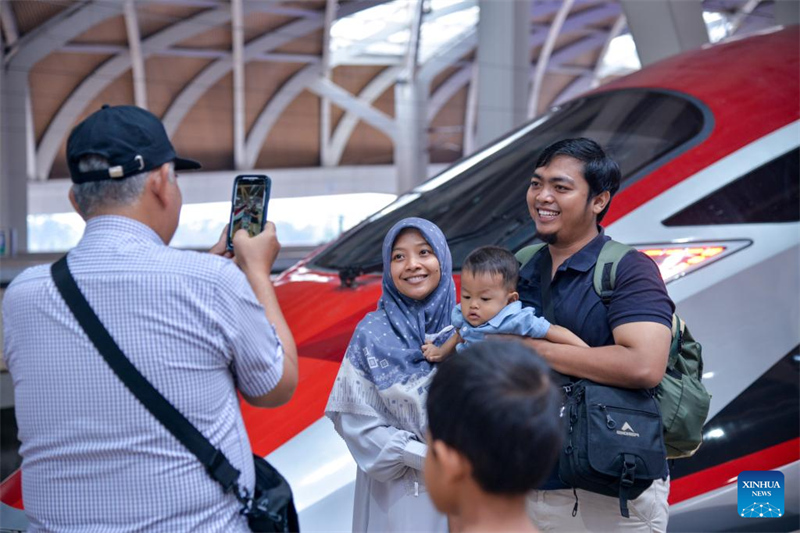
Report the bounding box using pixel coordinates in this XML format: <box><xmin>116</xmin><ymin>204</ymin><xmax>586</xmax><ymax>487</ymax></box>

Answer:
<box><xmin>516</xmin><ymin>240</ymin><xmax>711</xmax><ymax>459</ymax></box>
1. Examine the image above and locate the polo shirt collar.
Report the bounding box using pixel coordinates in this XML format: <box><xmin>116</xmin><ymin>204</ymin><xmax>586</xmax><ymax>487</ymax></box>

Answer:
<box><xmin>559</xmin><ymin>226</ymin><xmax>609</xmax><ymax>273</ymax></box>
<box><xmin>519</xmin><ymin>226</ymin><xmax>609</xmax><ymax>282</ymax></box>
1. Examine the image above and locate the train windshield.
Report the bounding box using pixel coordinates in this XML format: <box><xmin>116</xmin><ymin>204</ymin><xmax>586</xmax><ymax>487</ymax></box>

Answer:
<box><xmin>311</xmin><ymin>88</ymin><xmax>709</xmax><ymax>273</ymax></box>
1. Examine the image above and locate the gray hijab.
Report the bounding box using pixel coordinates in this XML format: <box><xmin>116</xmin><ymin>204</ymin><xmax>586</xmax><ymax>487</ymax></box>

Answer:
<box><xmin>325</xmin><ymin>217</ymin><xmax>455</xmax><ymax>438</ymax></box>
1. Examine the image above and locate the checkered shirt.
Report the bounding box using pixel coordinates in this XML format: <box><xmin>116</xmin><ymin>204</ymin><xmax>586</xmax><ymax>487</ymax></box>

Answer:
<box><xmin>3</xmin><ymin>216</ymin><xmax>284</xmax><ymax>532</ymax></box>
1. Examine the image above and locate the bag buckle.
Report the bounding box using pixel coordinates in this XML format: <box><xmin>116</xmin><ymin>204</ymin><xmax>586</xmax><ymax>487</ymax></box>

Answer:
<box><xmin>621</xmin><ymin>454</ymin><xmax>637</xmax><ymax>487</ymax></box>
<box><xmin>235</xmin><ymin>484</ymin><xmax>253</xmax><ymax>509</ymax></box>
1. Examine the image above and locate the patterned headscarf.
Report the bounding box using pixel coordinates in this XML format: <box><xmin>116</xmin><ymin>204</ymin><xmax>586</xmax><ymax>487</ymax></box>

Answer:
<box><xmin>325</xmin><ymin>218</ymin><xmax>455</xmax><ymax>439</ymax></box>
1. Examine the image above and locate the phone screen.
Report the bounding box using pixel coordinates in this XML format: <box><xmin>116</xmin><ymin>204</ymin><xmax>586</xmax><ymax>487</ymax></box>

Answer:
<box><xmin>227</xmin><ymin>175</ymin><xmax>271</xmax><ymax>250</ymax></box>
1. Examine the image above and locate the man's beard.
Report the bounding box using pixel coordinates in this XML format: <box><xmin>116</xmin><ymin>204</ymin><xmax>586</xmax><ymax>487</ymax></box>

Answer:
<box><xmin>536</xmin><ymin>230</ymin><xmax>557</xmax><ymax>245</ymax></box>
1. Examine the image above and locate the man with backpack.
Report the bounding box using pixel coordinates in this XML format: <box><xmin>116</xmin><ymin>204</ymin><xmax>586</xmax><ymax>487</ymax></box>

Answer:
<box><xmin>512</xmin><ymin>138</ymin><xmax>674</xmax><ymax>531</ymax></box>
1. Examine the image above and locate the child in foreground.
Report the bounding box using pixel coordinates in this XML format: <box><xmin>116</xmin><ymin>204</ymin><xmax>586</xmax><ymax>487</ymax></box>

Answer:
<box><xmin>424</xmin><ymin>340</ymin><xmax>563</xmax><ymax>532</ymax></box>
<box><xmin>422</xmin><ymin>246</ymin><xmax>587</xmax><ymax>362</ymax></box>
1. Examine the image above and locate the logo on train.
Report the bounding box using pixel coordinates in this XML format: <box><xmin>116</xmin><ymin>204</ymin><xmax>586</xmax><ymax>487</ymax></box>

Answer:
<box><xmin>738</xmin><ymin>471</ymin><xmax>784</xmax><ymax>518</ymax></box>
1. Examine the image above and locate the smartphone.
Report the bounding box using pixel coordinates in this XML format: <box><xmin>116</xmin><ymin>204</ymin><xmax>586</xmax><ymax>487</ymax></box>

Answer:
<box><xmin>227</xmin><ymin>174</ymin><xmax>271</xmax><ymax>251</ymax></box>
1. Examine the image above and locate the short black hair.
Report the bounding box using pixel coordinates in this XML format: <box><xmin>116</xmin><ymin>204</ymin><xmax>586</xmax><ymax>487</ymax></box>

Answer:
<box><xmin>462</xmin><ymin>246</ymin><xmax>519</xmax><ymax>291</ymax></box>
<box><xmin>534</xmin><ymin>137</ymin><xmax>621</xmax><ymax>222</ymax></box>
<box><xmin>426</xmin><ymin>341</ymin><xmax>562</xmax><ymax>495</ymax></box>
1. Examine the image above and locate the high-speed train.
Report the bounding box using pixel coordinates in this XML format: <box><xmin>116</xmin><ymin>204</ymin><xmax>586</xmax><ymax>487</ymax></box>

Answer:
<box><xmin>2</xmin><ymin>26</ymin><xmax>798</xmax><ymax>532</ymax></box>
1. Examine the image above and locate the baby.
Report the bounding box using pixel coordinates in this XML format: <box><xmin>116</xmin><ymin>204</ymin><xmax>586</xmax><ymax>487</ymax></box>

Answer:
<box><xmin>422</xmin><ymin>245</ymin><xmax>587</xmax><ymax>362</ymax></box>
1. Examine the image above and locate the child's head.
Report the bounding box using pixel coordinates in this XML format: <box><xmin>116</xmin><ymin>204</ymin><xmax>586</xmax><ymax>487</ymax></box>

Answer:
<box><xmin>424</xmin><ymin>340</ymin><xmax>562</xmax><ymax>514</ymax></box>
<box><xmin>460</xmin><ymin>246</ymin><xmax>520</xmax><ymax>327</ymax></box>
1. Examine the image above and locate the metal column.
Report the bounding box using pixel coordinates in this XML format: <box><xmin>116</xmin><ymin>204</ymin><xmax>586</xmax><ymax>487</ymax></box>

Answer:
<box><xmin>393</xmin><ymin>0</ymin><xmax>428</xmax><ymax>194</ymax></box>
<box><xmin>474</xmin><ymin>0</ymin><xmax>528</xmax><ymax>149</ymax></box>
<box><xmin>0</xmin><ymin>51</ymin><xmax>30</xmax><ymax>254</ymax></box>
<box><xmin>232</xmin><ymin>0</ymin><xmax>246</xmax><ymax>169</ymax></box>
<box><xmin>620</xmin><ymin>0</ymin><xmax>708</xmax><ymax>67</ymax></box>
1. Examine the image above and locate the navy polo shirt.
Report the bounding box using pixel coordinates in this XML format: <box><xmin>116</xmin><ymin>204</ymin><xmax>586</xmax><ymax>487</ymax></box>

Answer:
<box><xmin>517</xmin><ymin>228</ymin><xmax>674</xmax><ymax>490</ymax></box>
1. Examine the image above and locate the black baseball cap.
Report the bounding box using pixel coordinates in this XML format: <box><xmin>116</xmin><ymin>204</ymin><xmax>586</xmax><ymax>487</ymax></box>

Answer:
<box><xmin>67</xmin><ymin>104</ymin><xmax>201</xmax><ymax>184</ymax></box>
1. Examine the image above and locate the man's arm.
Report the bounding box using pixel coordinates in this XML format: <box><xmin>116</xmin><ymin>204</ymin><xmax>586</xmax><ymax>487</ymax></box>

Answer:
<box><xmin>212</xmin><ymin>223</ymin><xmax>299</xmax><ymax>407</ymax></box>
<box><xmin>519</xmin><ymin>321</ymin><xmax>670</xmax><ymax>388</ymax></box>
<box><xmin>544</xmin><ymin>324</ymin><xmax>588</xmax><ymax>348</ymax></box>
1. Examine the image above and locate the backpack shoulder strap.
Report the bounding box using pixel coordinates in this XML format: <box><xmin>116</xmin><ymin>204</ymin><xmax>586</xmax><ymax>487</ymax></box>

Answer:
<box><xmin>593</xmin><ymin>240</ymin><xmax>636</xmax><ymax>303</ymax></box>
<box><xmin>515</xmin><ymin>243</ymin><xmax>547</xmax><ymax>268</ymax></box>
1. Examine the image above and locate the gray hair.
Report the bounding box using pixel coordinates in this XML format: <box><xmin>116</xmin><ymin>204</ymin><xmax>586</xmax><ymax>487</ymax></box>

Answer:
<box><xmin>71</xmin><ymin>155</ymin><xmax>173</xmax><ymax>217</ymax></box>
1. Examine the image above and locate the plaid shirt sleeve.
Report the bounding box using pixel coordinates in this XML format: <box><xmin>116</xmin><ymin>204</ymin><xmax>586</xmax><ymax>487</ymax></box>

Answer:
<box><xmin>212</xmin><ymin>260</ymin><xmax>284</xmax><ymax>398</ymax></box>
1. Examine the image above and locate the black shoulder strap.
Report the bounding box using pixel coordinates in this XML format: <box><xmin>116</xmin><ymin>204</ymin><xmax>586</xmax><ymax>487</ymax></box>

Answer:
<box><xmin>50</xmin><ymin>255</ymin><xmax>242</xmax><ymax>495</ymax></box>
<box><xmin>538</xmin><ymin>251</ymin><xmax>556</xmax><ymax>324</ymax></box>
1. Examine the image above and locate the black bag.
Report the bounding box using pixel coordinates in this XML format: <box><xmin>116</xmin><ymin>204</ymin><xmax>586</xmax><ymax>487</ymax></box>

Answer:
<box><xmin>516</xmin><ymin>241</ymin><xmax>711</xmax><ymax>459</ymax></box>
<box><xmin>51</xmin><ymin>255</ymin><xmax>299</xmax><ymax>532</ymax></box>
<box><xmin>559</xmin><ymin>380</ymin><xmax>667</xmax><ymax>518</ymax></box>
<box><xmin>249</xmin><ymin>455</ymin><xmax>300</xmax><ymax>532</ymax></box>
<box><xmin>524</xmin><ymin>248</ymin><xmax>667</xmax><ymax>517</ymax></box>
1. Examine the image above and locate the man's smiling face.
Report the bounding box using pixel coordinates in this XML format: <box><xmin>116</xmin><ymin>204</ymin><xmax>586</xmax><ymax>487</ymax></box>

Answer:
<box><xmin>527</xmin><ymin>155</ymin><xmax>599</xmax><ymax>246</ymax></box>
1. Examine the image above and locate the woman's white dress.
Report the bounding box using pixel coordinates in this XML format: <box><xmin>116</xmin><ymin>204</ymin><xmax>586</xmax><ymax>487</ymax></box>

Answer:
<box><xmin>331</xmin><ymin>413</ymin><xmax>447</xmax><ymax>532</ymax></box>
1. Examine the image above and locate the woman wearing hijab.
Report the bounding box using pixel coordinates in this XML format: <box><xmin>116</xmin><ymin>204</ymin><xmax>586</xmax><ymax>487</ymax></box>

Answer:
<box><xmin>326</xmin><ymin>217</ymin><xmax>455</xmax><ymax>532</ymax></box>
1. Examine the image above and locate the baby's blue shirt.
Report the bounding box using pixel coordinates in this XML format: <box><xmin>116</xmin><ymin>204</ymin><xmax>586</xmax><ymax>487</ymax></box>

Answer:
<box><xmin>451</xmin><ymin>301</ymin><xmax>551</xmax><ymax>352</ymax></box>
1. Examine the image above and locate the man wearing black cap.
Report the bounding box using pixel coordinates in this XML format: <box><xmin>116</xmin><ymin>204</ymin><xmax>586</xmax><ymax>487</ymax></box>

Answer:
<box><xmin>2</xmin><ymin>105</ymin><xmax>298</xmax><ymax>532</ymax></box>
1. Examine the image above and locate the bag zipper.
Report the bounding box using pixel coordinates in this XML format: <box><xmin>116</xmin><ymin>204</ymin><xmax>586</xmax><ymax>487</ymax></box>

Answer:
<box><xmin>594</xmin><ymin>404</ymin><xmax>617</xmax><ymax>429</ymax></box>
<box><xmin>591</xmin><ymin>403</ymin><xmax>659</xmax><ymax>418</ymax></box>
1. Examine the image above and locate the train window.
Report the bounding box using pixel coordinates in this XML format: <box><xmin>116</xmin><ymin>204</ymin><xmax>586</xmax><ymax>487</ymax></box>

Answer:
<box><xmin>311</xmin><ymin>89</ymin><xmax>709</xmax><ymax>272</ymax></box>
<box><xmin>663</xmin><ymin>149</ymin><xmax>800</xmax><ymax>226</ymax></box>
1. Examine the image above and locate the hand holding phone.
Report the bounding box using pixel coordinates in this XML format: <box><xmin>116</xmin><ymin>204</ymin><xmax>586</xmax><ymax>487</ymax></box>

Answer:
<box><xmin>233</xmin><ymin>220</ymin><xmax>281</xmax><ymax>276</ymax></box>
<box><xmin>227</xmin><ymin>174</ymin><xmax>271</xmax><ymax>251</ymax></box>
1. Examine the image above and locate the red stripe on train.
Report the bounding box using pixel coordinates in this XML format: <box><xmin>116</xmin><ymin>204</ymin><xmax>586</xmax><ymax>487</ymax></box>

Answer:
<box><xmin>669</xmin><ymin>438</ymin><xmax>800</xmax><ymax>505</ymax></box>
<box><xmin>0</xmin><ymin>469</ymin><xmax>22</xmax><ymax>509</ymax></box>
<box><xmin>4</xmin><ymin>438</ymin><xmax>798</xmax><ymax>510</ymax></box>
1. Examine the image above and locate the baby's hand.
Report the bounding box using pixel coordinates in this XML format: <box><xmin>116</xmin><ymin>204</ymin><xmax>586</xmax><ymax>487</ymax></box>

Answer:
<box><xmin>422</xmin><ymin>342</ymin><xmax>449</xmax><ymax>363</ymax></box>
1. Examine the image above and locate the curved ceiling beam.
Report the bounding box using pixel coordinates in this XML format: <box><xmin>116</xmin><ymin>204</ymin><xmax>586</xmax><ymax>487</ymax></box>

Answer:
<box><xmin>589</xmin><ymin>13</ymin><xmax>627</xmax><ymax>89</ymax></box>
<box><xmin>415</xmin><ymin>0</ymin><xmax>617</xmax><ymax>87</ymax></box>
<box><xmin>423</xmin><ymin>28</ymin><xmax>611</xmax><ymax>143</ymax></box>
<box><xmin>530</xmin><ymin>0</ymin><xmax>608</xmax><ymax>19</ymax></box>
<box><xmin>418</xmin><ymin>27</ymin><xmax>476</xmax><ymax>83</ymax></box>
<box><xmin>329</xmin><ymin>0</ymin><xmax>476</xmax><ymax>68</ymax></box>
<box><xmin>161</xmin><ymin>17</ymin><xmax>327</xmax><ymax>137</ymax></box>
<box><xmin>243</xmin><ymin>63</ymin><xmax>321</xmax><ymax>169</ymax></box>
<box><xmin>307</xmin><ymin>77</ymin><xmax>397</xmax><ymax>139</ymax></box>
<box><xmin>552</xmin><ymin>71</ymin><xmax>594</xmax><ymax>107</ymax></box>
<box><xmin>729</xmin><ymin>0</ymin><xmax>763</xmax><ymax>35</ymax></box>
<box><xmin>35</xmin><ymin>6</ymin><xmax>232</xmax><ymax>180</ymax></box>
<box><xmin>528</xmin><ymin>0</ymin><xmax>575</xmax><ymax>118</ymax></box>
<box><xmin>421</xmin><ymin>2</ymin><xmax>620</xmax><ymax>153</ymax></box>
<box><xmin>554</xmin><ymin>13</ymin><xmax>627</xmax><ymax>106</ymax></box>
<box><xmin>426</xmin><ymin>64</ymin><xmax>471</xmax><ymax>122</ymax></box>
<box><xmin>463</xmin><ymin>62</ymin><xmax>479</xmax><ymax>155</ymax></box>
<box><xmin>528</xmin><ymin>3</ymin><xmax>621</xmax><ymax>50</ymax></box>
<box><xmin>327</xmin><ymin>66</ymin><xmax>401</xmax><ymax>166</ymax></box>
<box><xmin>426</xmin><ymin>3</ymin><xmax>620</xmax><ymax>134</ymax></box>
<box><xmin>9</xmin><ymin>1</ymin><xmax>122</xmax><ymax>70</ymax></box>
<box><xmin>532</xmin><ymin>31</ymin><xmax>609</xmax><ymax>111</ymax></box>
<box><xmin>161</xmin><ymin>0</ymin><xmax>387</xmax><ymax>142</ymax></box>
<box><xmin>246</xmin><ymin>63</ymin><xmax>402</xmax><ymax>170</ymax></box>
